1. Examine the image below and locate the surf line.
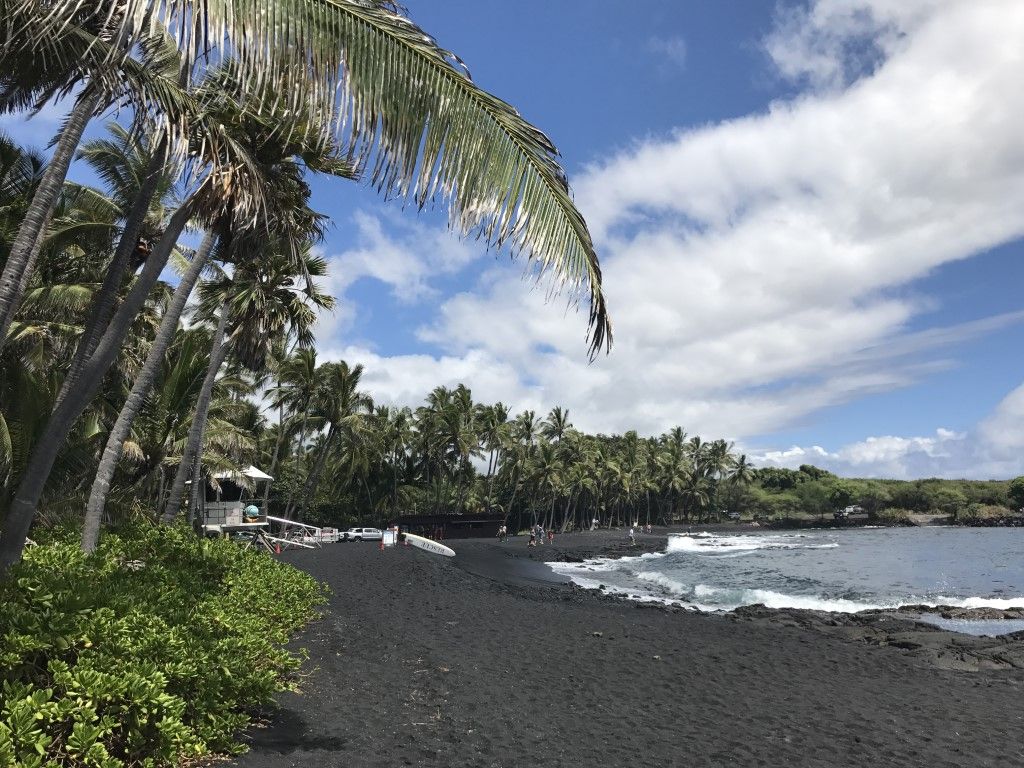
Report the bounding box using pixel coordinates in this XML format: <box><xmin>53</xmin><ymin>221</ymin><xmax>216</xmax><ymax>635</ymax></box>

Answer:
<box><xmin>399</xmin><ymin>532</ymin><xmax>456</xmax><ymax>558</ymax></box>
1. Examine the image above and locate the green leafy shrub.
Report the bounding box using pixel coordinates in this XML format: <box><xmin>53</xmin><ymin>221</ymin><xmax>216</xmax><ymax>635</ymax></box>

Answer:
<box><xmin>960</xmin><ymin>503</ymin><xmax>1014</xmax><ymax>522</ymax></box>
<box><xmin>0</xmin><ymin>524</ymin><xmax>326</xmax><ymax>766</ymax></box>
<box><xmin>875</xmin><ymin>507</ymin><xmax>913</xmax><ymax>524</ymax></box>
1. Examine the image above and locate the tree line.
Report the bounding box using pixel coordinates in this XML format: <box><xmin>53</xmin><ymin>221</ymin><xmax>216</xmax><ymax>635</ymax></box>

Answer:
<box><xmin>0</xmin><ymin>0</ymin><xmax>611</xmax><ymax>576</ymax></box>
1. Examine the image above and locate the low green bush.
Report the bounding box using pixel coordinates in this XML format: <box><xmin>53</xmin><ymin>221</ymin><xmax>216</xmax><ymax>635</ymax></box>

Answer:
<box><xmin>960</xmin><ymin>503</ymin><xmax>1014</xmax><ymax>521</ymax></box>
<box><xmin>875</xmin><ymin>507</ymin><xmax>913</xmax><ymax>524</ymax></box>
<box><xmin>0</xmin><ymin>524</ymin><xmax>327</xmax><ymax>767</ymax></box>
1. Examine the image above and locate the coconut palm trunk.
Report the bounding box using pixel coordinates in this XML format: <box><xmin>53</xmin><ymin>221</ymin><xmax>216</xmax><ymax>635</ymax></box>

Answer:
<box><xmin>261</xmin><ymin>402</ymin><xmax>286</xmax><ymax>513</ymax></box>
<box><xmin>0</xmin><ymin>89</ymin><xmax>101</xmax><ymax>348</ymax></box>
<box><xmin>282</xmin><ymin>413</ymin><xmax>311</xmax><ymax>518</ymax></box>
<box><xmin>161</xmin><ymin>303</ymin><xmax>230</xmax><ymax>523</ymax></box>
<box><xmin>57</xmin><ymin>142</ymin><xmax>169</xmax><ymax>408</ymax></box>
<box><xmin>187</xmin><ymin>445</ymin><xmax>203</xmax><ymax>527</ymax></box>
<box><xmin>0</xmin><ymin>199</ymin><xmax>195</xmax><ymax>575</ymax></box>
<box><xmin>297</xmin><ymin>425</ymin><xmax>337</xmax><ymax>521</ymax></box>
<box><xmin>81</xmin><ymin>231</ymin><xmax>217</xmax><ymax>552</ymax></box>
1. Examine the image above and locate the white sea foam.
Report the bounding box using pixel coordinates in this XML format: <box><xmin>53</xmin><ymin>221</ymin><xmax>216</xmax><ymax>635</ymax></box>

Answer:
<box><xmin>667</xmin><ymin>532</ymin><xmax>838</xmax><ymax>555</ymax></box>
<box><xmin>548</xmin><ymin>529</ymin><xmax>1024</xmax><ymax>618</ymax></box>
<box><xmin>554</xmin><ymin>567</ymin><xmax>1024</xmax><ymax>613</ymax></box>
<box><xmin>635</xmin><ymin>571</ymin><xmax>690</xmax><ymax>595</ymax></box>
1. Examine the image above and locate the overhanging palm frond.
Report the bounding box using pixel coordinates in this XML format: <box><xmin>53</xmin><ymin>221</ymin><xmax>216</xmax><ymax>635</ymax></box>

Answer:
<box><xmin>270</xmin><ymin>0</ymin><xmax>612</xmax><ymax>356</ymax></box>
<box><xmin>13</xmin><ymin>0</ymin><xmax>612</xmax><ymax>357</ymax></box>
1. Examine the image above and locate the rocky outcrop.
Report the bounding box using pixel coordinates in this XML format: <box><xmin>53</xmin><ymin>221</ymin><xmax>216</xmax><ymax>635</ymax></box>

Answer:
<box><xmin>728</xmin><ymin>604</ymin><xmax>1024</xmax><ymax>672</ymax></box>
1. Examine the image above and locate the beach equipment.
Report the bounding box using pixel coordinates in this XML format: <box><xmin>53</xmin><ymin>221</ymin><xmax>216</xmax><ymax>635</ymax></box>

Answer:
<box><xmin>401</xmin><ymin>532</ymin><xmax>456</xmax><ymax>557</ymax></box>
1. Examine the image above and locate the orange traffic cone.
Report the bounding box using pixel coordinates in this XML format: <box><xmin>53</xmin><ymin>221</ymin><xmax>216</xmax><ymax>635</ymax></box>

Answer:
<box><xmin>379</xmin><ymin>538</ymin><xmax>385</xmax><ymax>552</ymax></box>
<box><xmin>275</xmin><ymin>542</ymin><xmax>281</xmax><ymax>555</ymax></box>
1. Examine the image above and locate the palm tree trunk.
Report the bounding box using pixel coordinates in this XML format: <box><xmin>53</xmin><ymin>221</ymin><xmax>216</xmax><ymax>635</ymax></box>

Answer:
<box><xmin>57</xmin><ymin>142</ymin><xmax>168</xmax><ymax>408</ymax></box>
<box><xmin>560</xmin><ymin>496</ymin><xmax>573</xmax><ymax>533</ymax></box>
<box><xmin>283</xmin><ymin>414</ymin><xmax>311</xmax><ymax>518</ymax></box>
<box><xmin>298</xmin><ymin>425</ymin><xmax>337</xmax><ymax>520</ymax></box>
<box><xmin>261</xmin><ymin>402</ymin><xmax>285</xmax><ymax>513</ymax></box>
<box><xmin>81</xmin><ymin>231</ymin><xmax>216</xmax><ymax>552</ymax></box>
<box><xmin>162</xmin><ymin>304</ymin><xmax>230</xmax><ymax>523</ymax></box>
<box><xmin>0</xmin><ymin>89</ymin><xmax>101</xmax><ymax>349</ymax></box>
<box><xmin>0</xmin><ymin>199</ymin><xmax>195</xmax><ymax>576</ymax></box>
<box><xmin>155</xmin><ymin>465</ymin><xmax>166</xmax><ymax>518</ymax></box>
<box><xmin>188</xmin><ymin>447</ymin><xmax>204</xmax><ymax>526</ymax></box>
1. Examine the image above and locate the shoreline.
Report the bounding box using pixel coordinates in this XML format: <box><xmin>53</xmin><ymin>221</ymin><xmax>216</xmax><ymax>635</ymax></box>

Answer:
<box><xmin>449</xmin><ymin>529</ymin><xmax>1024</xmax><ymax>672</ymax></box>
<box><xmin>230</xmin><ymin>535</ymin><xmax>1024</xmax><ymax>767</ymax></box>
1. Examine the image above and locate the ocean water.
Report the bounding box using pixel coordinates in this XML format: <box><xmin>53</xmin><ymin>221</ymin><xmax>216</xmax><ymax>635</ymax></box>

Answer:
<box><xmin>548</xmin><ymin>528</ymin><xmax>1024</xmax><ymax>635</ymax></box>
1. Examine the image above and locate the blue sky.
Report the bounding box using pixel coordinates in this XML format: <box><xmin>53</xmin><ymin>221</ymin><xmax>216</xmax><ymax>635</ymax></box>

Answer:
<box><xmin>4</xmin><ymin>0</ymin><xmax>1024</xmax><ymax>479</ymax></box>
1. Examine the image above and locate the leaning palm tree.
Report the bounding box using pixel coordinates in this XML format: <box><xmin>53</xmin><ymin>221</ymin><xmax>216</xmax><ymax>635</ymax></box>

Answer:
<box><xmin>2</xmin><ymin>61</ymin><xmax>346</xmax><ymax>566</ymax></box>
<box><xmin>296</xmin><ymin>361</ymin><xmax>373</xmax><ymax>520</ymax></box>
<box><xmin>161</xmin><ymin>238</ymin><xmax>336</xmax><ymax>524</ymax></box>
<box><xmin>0</xmin><ymin>14</ymin><xmax>195</xmax><ymax>346</ymax></box>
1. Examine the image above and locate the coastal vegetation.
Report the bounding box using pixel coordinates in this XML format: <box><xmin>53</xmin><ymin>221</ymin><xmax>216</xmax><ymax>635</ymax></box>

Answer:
<box><xmin>0</xmin><ymin>524</ymin><xmax>326</xmax><ymax>766</ymax></box>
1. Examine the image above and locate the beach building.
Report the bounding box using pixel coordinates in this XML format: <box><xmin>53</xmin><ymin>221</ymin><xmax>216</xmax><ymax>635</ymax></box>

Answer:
<box><xmin>199</xmin><ymin>465</ymin><xmax>274</xmax><ymax>530</ymax></box>
<box><xmin>388</xmin><ymin>513</ymin><xmax>503</xmax><ymax>539</ymax></box>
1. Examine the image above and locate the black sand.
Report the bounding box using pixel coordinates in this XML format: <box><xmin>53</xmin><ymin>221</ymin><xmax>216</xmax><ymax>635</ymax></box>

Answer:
<box><xmin>232</xmin><ymin>531</ymin><xmax>1024</xmax><ymax>767</ymax></box>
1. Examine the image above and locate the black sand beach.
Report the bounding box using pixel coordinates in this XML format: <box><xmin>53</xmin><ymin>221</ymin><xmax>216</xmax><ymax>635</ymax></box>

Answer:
<box><xmin>232</xmin><ymin>531</ymin><xmax>1024</xmax><ymax>767</ymax></box>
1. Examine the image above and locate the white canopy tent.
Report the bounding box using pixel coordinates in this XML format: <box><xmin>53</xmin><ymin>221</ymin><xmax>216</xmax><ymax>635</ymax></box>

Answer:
<box><xmin>212</xmin><ymin>465</ymin><xmax>274</xmax><ymax>482</ymax></box>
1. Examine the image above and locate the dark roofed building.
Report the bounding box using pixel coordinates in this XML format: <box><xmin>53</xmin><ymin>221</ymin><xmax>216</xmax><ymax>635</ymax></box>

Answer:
<box><xmin>388</xmin><ymin>513</ymin><xmax>503</xmax><ymax>540</ymax></box>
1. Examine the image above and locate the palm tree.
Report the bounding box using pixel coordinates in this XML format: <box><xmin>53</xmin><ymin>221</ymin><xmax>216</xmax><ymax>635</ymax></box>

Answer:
<box><xmin>82</xmin><ymin>85</ymin><xmax>348</xmax><ymax>546</ymax></box>
<box><xmin>163</xmin><ymin>234</ymin><xmax>336</xmax><ymax>523</ymax></box>
<box><xmin>479</xmin><ymin>403</ymin><xmax>509</xmax><ymax>510</ymax></box>
<box><xmin>0</xmin><ymin>15</ymin><xmax>195</xmax><ymax>348</ymax></box>
<box><xmin>296</xmin><ymin>361</ymin><xmax>372</xmax><ymax>520</ymax></box>
<box><xmin>274</xmin><ymin>348</ymin><xmax>320</xmax><ymax>517</ymax></box>
<box><xmin>79</xmin><ymin>231</ymin><xmax>218</xmax><ymax>550</ymax></box>
<box><xmin>729</xmin><ymin>454</ymin><xmax>755</xmax><ymax>487</ymax></box>
<box><xmin>0</xmin><ymin>62</ymin><xmax>351</xmax><ymax>567</ymax></box>
<box><xmin>541</xmin><ymin>406</ymin><xmax>572</xmax><ymax>444</ymax></box>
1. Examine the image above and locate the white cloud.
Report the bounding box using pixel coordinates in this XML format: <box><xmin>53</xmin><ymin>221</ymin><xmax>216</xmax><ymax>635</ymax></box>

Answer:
<box><xmin>317</xmin><ymin>0</ymin><xmax>1024</xmax><ymax>478</ymax></box>
<box><xmin>326</xmin><ymin>210</ymin><xmax>477</xmax><ymax>302</ymax></box>
<box><xmin>752</xmin><ymin>381</ymin><xmax>1024</xmax><ymax>479</ymax></box>
<box><xmin>316</xmin><ymin>210</ymin><xmax>478</xmax><ymax>334</ymax></box>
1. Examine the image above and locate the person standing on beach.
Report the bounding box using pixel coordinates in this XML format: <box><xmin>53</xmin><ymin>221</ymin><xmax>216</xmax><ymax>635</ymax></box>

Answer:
<box><xmin>629</xmin><ymin>525</ymin><xmax>636</xmax><ymax>547</ymax></box>
<box><xmin>547</xmin><ymin>529</ymin><xmax>554</xmax><ymax>545</ymax></box>
<box><xmin>528</xmin><ymin>530</ymin><xmax>536</xmax><ymax>547</ymax></box>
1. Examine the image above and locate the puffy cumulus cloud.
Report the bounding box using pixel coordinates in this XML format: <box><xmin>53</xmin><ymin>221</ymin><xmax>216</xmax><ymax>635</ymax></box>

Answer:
<box><xmin>753</xmin><ymin>428</ymin><xmax>967</xmax><ymax>478</ymax></box>
<box><xmin>315</xmin><ymin>210</ymin><xmax>479</xmax><ymax>334</ymax></box>
<box><xmin>751</xmin><ymin>379</ymin><xmax>1024</xmax><ymax>479</ymax></box>
<box><xmin>763</xmin><ymin>0</ymin><xmax>942</xmax><ymax>90</ymax></box>
<box><xmin>318</xmin><ymin>0</ymin><xmax>1024</xmax><ymax>477</ymax></box>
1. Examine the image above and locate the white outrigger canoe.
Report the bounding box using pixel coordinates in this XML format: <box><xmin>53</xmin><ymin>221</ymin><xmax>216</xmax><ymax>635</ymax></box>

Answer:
<box><xmin>401</xmin><ymin>532</ymin><xmax>456</xmax><ymax>557</ymax></box>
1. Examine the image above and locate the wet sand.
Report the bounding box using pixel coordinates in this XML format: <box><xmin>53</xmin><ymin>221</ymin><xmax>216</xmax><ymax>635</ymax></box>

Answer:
<box><xmin>232</xmin><ymin>531</ymin><xmax>1024</xmax><ymax>767</ymax></box>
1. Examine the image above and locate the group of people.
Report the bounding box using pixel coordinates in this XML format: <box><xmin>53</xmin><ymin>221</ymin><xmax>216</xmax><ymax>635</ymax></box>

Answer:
<box><xmin>496</xmin><ymin>521</ymin><xmax>654</xmax><ymax>546</ymax></box>
<box><xmin>527</xmin><ymin>523</ymin><xmax>554</xmax><ymax>547</ymax></box>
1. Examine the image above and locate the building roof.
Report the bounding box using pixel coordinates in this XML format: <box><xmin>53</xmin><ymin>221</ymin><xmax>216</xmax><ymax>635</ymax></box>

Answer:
<box><xmin>212</xmin><ymin>465</ymin><xmax>274</xmax><ymax>482</ymax></box>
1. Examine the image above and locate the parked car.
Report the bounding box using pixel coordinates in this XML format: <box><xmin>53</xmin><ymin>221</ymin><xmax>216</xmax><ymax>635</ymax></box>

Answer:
<box><xmin>343</xmin><ymin>527</ymin><xmax>383</xmax><ymax>542</ymax></box>
<box><xmin>725</xmin><ymin>511</ymin><xmax>741</xmax><ymax>521</ymax></box>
